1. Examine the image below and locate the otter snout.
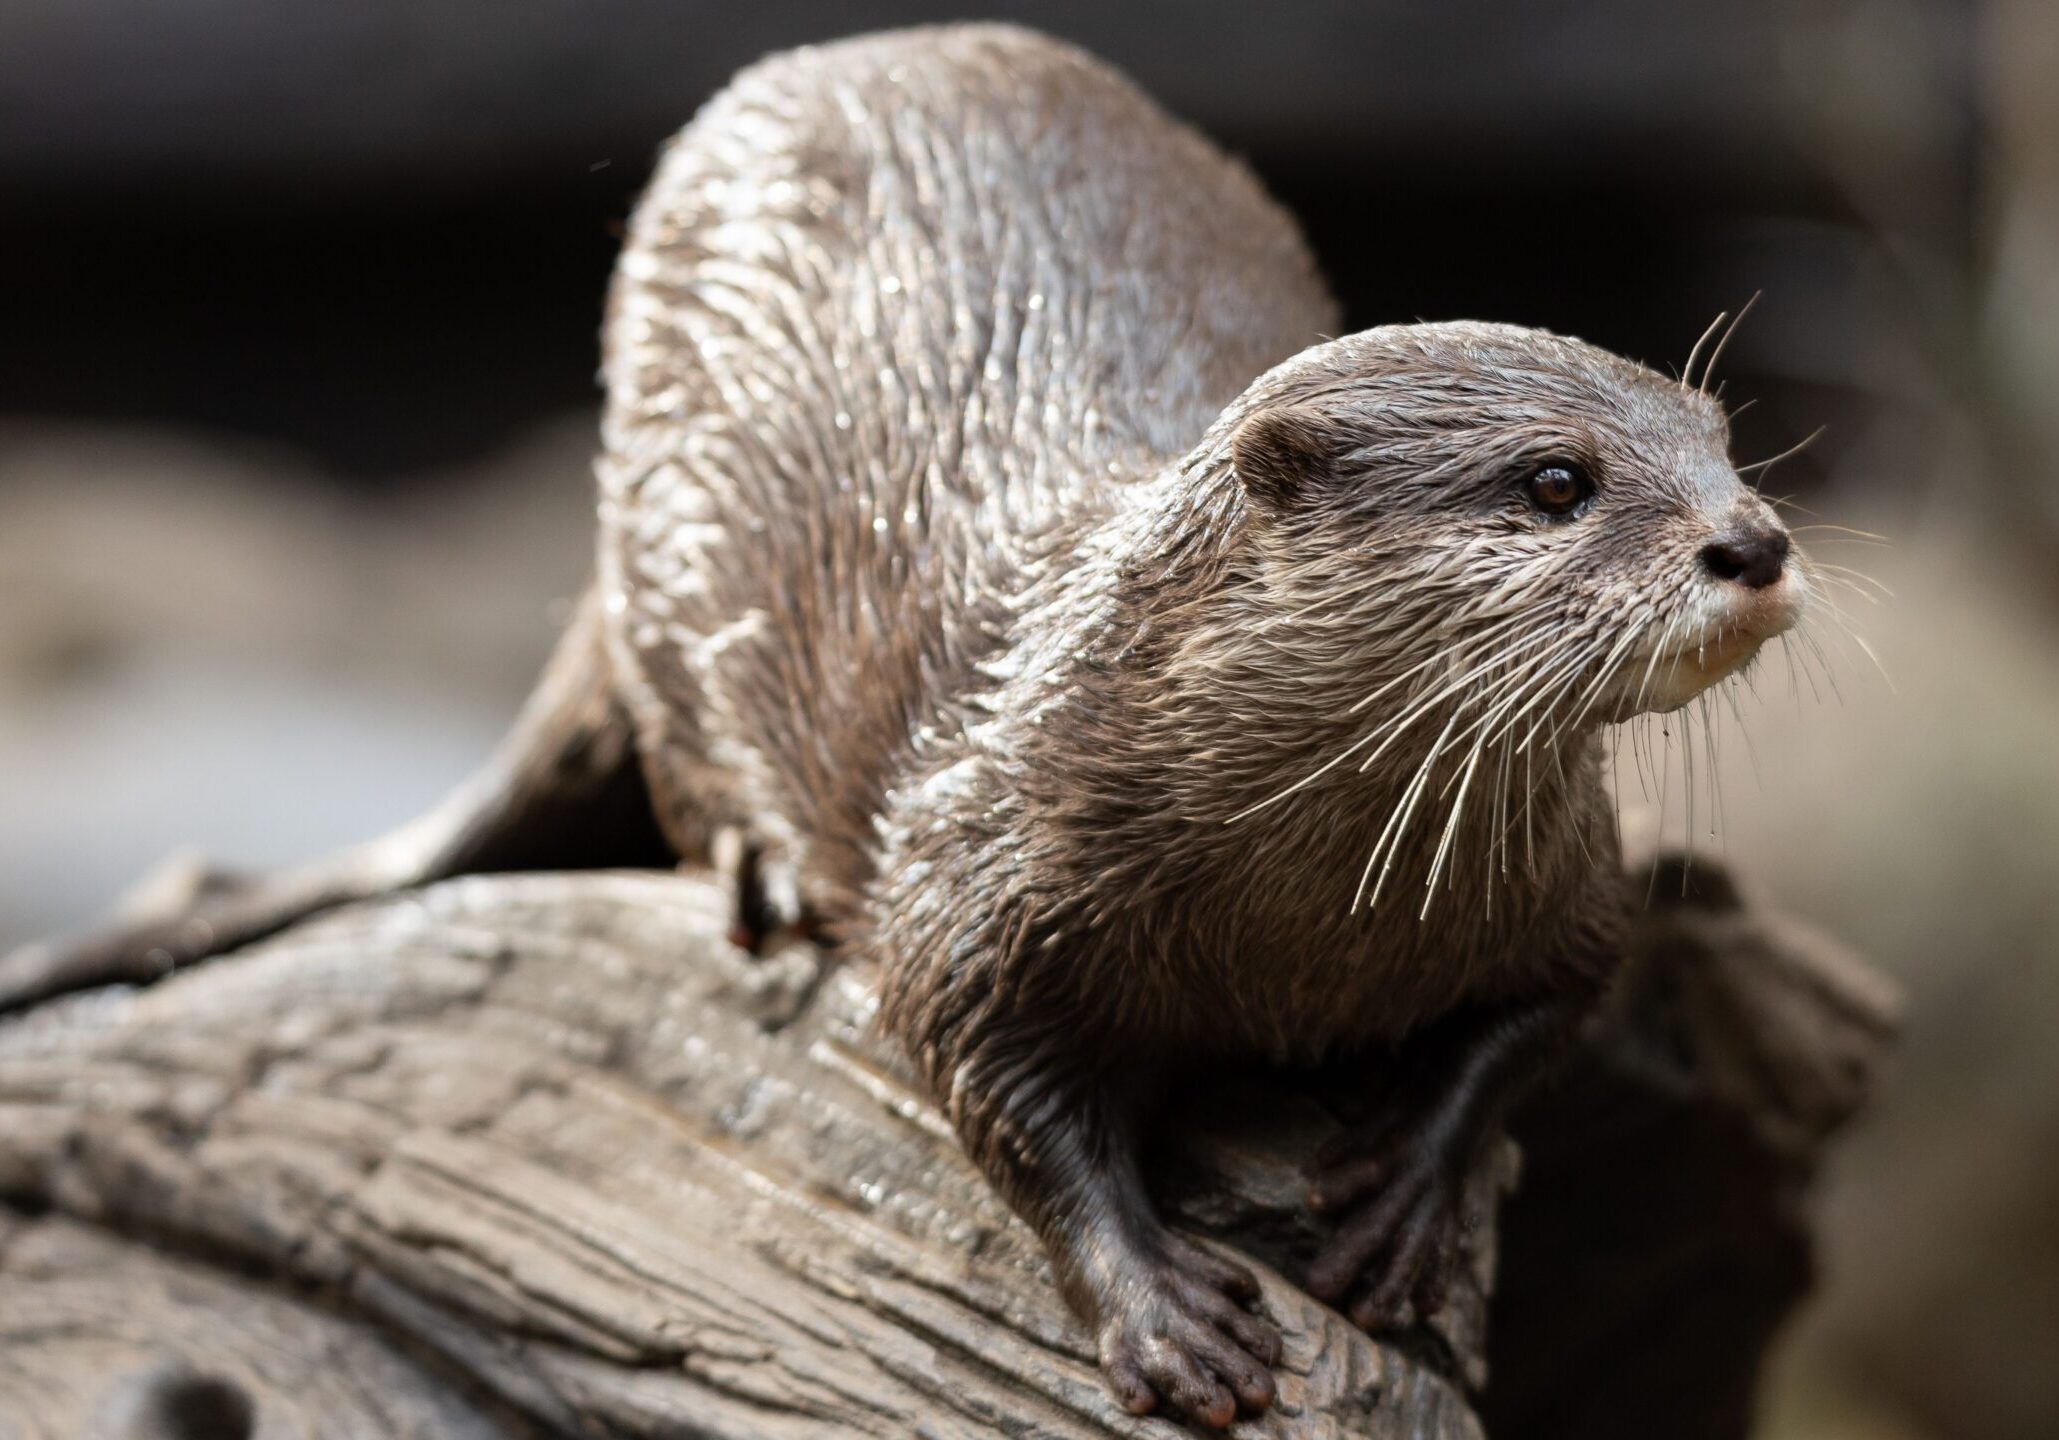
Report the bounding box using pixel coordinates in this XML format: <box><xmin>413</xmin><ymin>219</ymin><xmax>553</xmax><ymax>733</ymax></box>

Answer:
<box><xmin>1700</xmin><ymin>524</ymin><xmax>1790</xmax><ymax>590</ymax></box>
<box><xmin>1608</xmin><ymin>505</ymin><xmax>1807</xmax><ymax>719</ymax></box>
<box><xmin>1698</xmin><ymin>504</ymin><xmax>1804</xmax><ymax>645</ymax></box>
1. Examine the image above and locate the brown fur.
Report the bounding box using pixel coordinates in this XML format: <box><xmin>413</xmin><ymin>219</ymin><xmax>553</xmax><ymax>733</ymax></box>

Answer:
<box><xmin>11</xmin><ymin>25</ymin><xmax>1811</xmax><ymax>1427</ymax></box>
<box><xmin>594</xmin><ymin>28</ymin><xmax>1805</xmax><ymax>1422</ymax></box>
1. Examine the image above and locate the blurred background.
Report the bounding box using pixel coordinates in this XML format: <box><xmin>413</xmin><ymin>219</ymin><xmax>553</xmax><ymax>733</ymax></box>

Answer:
<box><xmin>1</xmin><ymin>2</ymin><xmax>2052</xmax><ymax>1436</ymax></box>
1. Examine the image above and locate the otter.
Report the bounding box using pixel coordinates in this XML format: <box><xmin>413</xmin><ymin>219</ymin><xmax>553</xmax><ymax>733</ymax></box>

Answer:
<box><xmin>2</xmin><ymin>25</ymin><xmax>1811</xmax><ymax>1427</ymax></box>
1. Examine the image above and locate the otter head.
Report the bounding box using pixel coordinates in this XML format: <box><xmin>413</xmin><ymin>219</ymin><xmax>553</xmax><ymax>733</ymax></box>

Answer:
<box><xmin>1223</xmin><ymin>321</ymin><xmax>1806</xmax><ymax>738</ymax></box>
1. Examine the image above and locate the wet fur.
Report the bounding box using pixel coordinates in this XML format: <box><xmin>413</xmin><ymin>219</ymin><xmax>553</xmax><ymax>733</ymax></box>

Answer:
<box><xmin>599</xmin><ymin>28</ymin><xmax>1674</xmax><ymax>1059</ymax></box>
<box><xmin>10</xmin><ymin>24</ymin><xmax>1807</xmax><ymax>1426</ymax></box>
<box><xmin>597</xmin><ymin>28</ymin><xmax>1730</xmax><ymax>1421</ymax></box>
<box><xmin>589</xmin><ymin>30</ymin><xmax>1813</xmax><ymax>1421</ymax></box>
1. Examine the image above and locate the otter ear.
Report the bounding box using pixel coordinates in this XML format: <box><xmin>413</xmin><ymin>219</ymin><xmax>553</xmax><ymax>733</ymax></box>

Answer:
<box><xmin>1230</xmin><ymin>403</ymin><xmax>1351</xmax><ymax>508</ymax></box>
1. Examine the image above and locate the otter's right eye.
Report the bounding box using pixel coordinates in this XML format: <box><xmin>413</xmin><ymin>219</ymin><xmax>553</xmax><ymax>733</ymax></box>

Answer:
<box><xmin>1525</xmin><ymin>463</ymin><xmax>1592</xmax><ymax>517</ymax></box>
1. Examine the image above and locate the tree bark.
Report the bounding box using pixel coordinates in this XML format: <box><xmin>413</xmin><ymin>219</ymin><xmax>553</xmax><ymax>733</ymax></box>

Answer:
<box><xmin>0</xmin><ymin>856</ymin><xmax>1893</xmax><ymax>1439</ymax></box>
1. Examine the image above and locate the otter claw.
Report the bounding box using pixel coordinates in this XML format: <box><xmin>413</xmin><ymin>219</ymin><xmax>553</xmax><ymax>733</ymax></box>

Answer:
<box><xmin>1307</xmin><ymin>1128</ymin><xmax>1469</xmax><ymax>1331</ymax></box>
<box><xmin>1094</xmin><ymin>1245</ymin><xmax>1280</xmax><ymax>1427</ymax></box>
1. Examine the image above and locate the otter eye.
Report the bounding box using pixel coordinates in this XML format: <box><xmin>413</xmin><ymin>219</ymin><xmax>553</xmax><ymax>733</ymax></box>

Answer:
<box><xmin>1525</xmin><ymin>463</ymin><xmax>1592</xmax><ymax>517</ymax></box>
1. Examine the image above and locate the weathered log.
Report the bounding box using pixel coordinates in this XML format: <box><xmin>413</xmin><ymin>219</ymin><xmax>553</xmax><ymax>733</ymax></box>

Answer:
<box><xmin>0</xmin><ymin>1213</ymin><xmax>532</xmax><ymax>1440</ymax></box>
<box><xmin>0</xmin><ymin>858</ymin><xmax>1892</xmax><ymax>1438</ymax></box>
<box><xmin>1484</xmin><ymin>855</ymin><xmax>1898</xmax><ymax>1440</ymax></box>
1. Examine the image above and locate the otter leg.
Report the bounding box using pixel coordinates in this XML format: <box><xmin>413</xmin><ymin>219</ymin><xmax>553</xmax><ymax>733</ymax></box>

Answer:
<box><xmin>0</xmin><ymin>587</ymin><xmax>669</xmax><ymax>1014</ymax></box>
<box><xmin>1305</xmin><ymin>994</ymin><xmax>1589</xmax><ymax>1331</ymax></box>
<box><xmin>957</xmin><ymin>1050</ymin><xmax>1281</xmax><ymax>1428</ymax></box>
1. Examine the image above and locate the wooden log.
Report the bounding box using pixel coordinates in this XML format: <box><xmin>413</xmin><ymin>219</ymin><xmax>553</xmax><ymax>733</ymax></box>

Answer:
<box><xmin>1485</xmin><ymin>855</ymin><xmax>1899</xmax><ymax>1440</ymax></box>
<box><xmin>0</xmin><ymin>1213</ymin><xmax>531</xmax><ymax>1440</ymax></box>
<box><xmin>0</xmin><ymin>858</ymin><xmax>1892</xmax><ymax>1438</ymax></box>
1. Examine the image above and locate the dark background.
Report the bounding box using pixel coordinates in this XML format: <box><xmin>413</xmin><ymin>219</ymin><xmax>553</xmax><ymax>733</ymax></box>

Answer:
<box><xmin>3</xmin><ymin>4</ymin><xmax>2053</xmax><ymax>1437</ymax></box>
<box><xmin>0</xmin><ymin>0</ymin><xmax>1981</xmax><ymax>492</ymax></box>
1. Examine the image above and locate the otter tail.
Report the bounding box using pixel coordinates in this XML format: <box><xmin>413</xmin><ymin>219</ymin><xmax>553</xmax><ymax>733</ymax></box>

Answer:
<box><xmin>0</xmin><ymin>585</ymin><xmax>670</xmax><ymax>1013</ymax></box>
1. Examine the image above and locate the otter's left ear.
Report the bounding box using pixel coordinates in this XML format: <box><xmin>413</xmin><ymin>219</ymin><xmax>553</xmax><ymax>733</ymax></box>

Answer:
<box><xmin>1230</xmin><ymin>403</ymin><xmax>1351</xmax><ymax>508</ymax></box>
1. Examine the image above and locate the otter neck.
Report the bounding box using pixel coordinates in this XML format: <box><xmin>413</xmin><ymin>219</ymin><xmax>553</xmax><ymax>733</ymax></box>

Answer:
<box><xmin>1014</xmin><ymin>457</ymin><xmax>1610</xmax><ymax>913</ymax></box>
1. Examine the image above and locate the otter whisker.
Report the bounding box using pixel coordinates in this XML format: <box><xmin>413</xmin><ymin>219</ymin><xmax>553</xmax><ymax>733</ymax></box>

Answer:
<box><xmin>1701</xmin><ymin>691</ymin><xmax>1724</xmax><ymax>843</ymax></box>
<box><xmin>1682</xmin><ymin>309</ymin><xmax>1730</xmax><ymax>393</ymax></box>
<box><xmin>1802</xmin><ymin>592</ymin><xmax>1893</xmax><ymax>693</ymax></box>
<box><xmin>1792</xmin><ymin>620</ymin><xmax>1847</xmax><ymax>705</ymax></box>
<box><xmin>1355</xmin><ymin>632</ymin><xmax>1577</xmax><ymax>910</ymax></box>
<box><xmin>1844</xmin><ymin>629</ymin><xmax>1893</xmax><ymax>691</ymax></box>
<box><xmin>1788</xmin><ymin>523</ymin><xmax>1890</xmax><ymax>546</ymax></box>
<box><xmin>1224</xmin><ymin>668</ymin><xmax>1438</xmax><ymax>822</ymax></box>
<box><xmin>1533</xmin><ymin>631</ymin><xmax>1644</xmax><ymax>818</ymax></box>
<box><xmin>1350</xmin><ymin>627</ymin><xmax>1574</xmax><ymax>779</ymax></box>
<box><xmin>1426</xmin><ymin>642</ymin><xmax>1603</xmax><ymax>882</ymax></box>
<box><xmin>1473</xmin><ymin>628</ymin><xmax>1620</xmax><ymax>872</ymax></box>
<box><xmin>1523</xmin><ymin>734</ymin><xmax>1536</xmax><ymax>873</ymax></box>
<box><xmin>1640</xmin><ymin>711</ymin><xmax>1665</xmax><ymax>807</ymax></box>
<box><xmin>1698</xmin><ymin>291</ymin><xmax>1760</xmax><ymax>398</ymax></box>
<box><xmin>1355</xmin><ymin>763</ymin><xmax>1428</xmax><ymax>913</ymax></box>
<box><xmin>1355</xmin><ymin>708</ymin><xmax>1463</xmax><ymax>913</ymax></box>
<box><xmin>1425</xmin><ymin>657</ymin><xmax>1582</xmax><ymax>808</ymax></box>
<box><xmin>1621</xmin><ymin>714</ymin><xmax>1656</xmax><ymax>807</ymax></box>
<box><xmin>1494</xmin><ymin>726</ymin><xmax>1516</xmax><ymax>885</ymax></box>
<box><xmin>1428</xmin><ymin>658</ymin><xmax>1572</xmax><ymax>900</ymax></box>
<box><xmin>1715</xmin><ymin>676</ymin><xmax>1765</xmax><ymax>791</ymax></box>
<box><xmin>1776</xmin><ymin>632</ymin><xmax>1816</xmax><ymax>707</ymax></box>
<box><xmin>1681</xmin><ymin>693</ymin><xmax>1698</xmax><ymax>874</ymax></box>
<box><xmin>1627</xmin><ymin>717</ymin><xmax>1661</xmax><ymax>813</ymax></box>
<box><xmin>1804</xmin><ymin>574</ymin><xmax>1879</xmax><ymax>629</ymax></box>
<box><xmin>1563</xmin><ymin>633</ymin><xmax>1643</xmax><ymax>750</ymax></box>
<box><xmin>1788</xmin><ymin>629</ymin><xmax>1834</xmax><ymax>705</ymax></box>
<box><xmin>1641</xmin><ymin>709</ymin><xmax>1684</xmax><ymax>906</ymax></box>
<box><xmin>1421</xmin><ymin>737</ymin><xmax>1487</xmax><ymax>915</ymax></box>
<box><xmin>1475</xmin><ymin>645</ymin><xmax>1608</xmax><ymax>768</ymax></box>
<box><xmin>1686</xmin><ymin>693</ymin><xmax>1721</xmax><ymax>876</ymax></box>
<box><xmin>1508</xmin><ymin>645</ymin><xmax>1614</xmax><ymax>781</ymax></box>
<box><xmin>1469</xmin><ymin>632</ymin><xmax>1599</xmax><ymax>888</ymax></box>
<box><xmin>1735</xmin><ymin>424</ymin><xmax>1826</xmax><ymax>478</ymax></box>
<box><xmin>1492</xmin><ymin>722</ymin><xmax>1555</xmax><ymax>867</ymax></box>
<box><xmin>1808</xmin><ymin>563</ymin><xmax>1891</xmax><ymax>602</ymax></box>
<box><xmin>1481</xmin><ymin>617</ymin><xmax>1613</xmax><ymax>722</ymax></box>
<box><xmin>1461</xmin><ymin>646</ymin><xmax>1582</xmax><ymax>904</ymax></box>
<box><xmin>1389</xmin><ymin>605</ymin><xmax>1552</xmax><ymax>689</ymax></box>
<box><xmin>1631</xmin><ymin>611</ymin><xmax>1686</xmax><ymax>715</ymax></box>
<box><xmin>1523</xmin><ymin>623</ymin><xmax>1644</xmax><ymax>755</ymax></box>
<box><xmin>1345</xmin><ymin>618</ymin><xmax>1526</xmax><ymax>716</ymax></box>
<box><xmin>1224</xmin><ymin>609</ymin><xmax>1539</xmax><ymax>824</ymax></box>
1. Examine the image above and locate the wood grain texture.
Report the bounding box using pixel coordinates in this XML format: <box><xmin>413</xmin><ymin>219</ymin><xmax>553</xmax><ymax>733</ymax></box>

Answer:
<box><xmin>0</xmin><ymin>1214</ymin><xmax>529</xmax><ymax>1440</ymax></box>
<box><xmin>0</xmin><ymin>859</ymin><xmax>1891</xmax><ymax>1439</ymax></box>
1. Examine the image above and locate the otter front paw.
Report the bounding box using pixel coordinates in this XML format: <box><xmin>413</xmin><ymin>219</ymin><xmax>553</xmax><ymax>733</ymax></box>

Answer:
<box><xmin>1095</xmin><ymin>1237</ymin><xmax>1281</xmax><ymax>1429</ymax></box>
<box><xmin>1304</xmin><ymin>1122</ymin><xmax>1472</xmax><ymax>1332</ymax></box>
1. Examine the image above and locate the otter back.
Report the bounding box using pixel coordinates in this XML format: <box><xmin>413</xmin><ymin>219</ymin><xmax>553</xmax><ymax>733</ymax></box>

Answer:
<box><xmin>595</xmin><ymin>24</ymin><xmax>1336</xmax><ymax>914</ymax></box>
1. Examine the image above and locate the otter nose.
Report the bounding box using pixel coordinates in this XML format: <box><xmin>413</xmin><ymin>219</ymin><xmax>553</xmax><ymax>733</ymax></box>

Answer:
<box><xmin>1700</xmin><ymin>526</ymin><xmax>1790</xmax><ymax>590</ymax></box>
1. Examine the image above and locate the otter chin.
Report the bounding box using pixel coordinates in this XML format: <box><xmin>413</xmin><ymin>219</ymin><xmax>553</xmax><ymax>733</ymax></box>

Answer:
<box><xmin>1620</xmin><ymin>568</ymin><xmax>1808</xmax><ymax>717</ymax></box>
